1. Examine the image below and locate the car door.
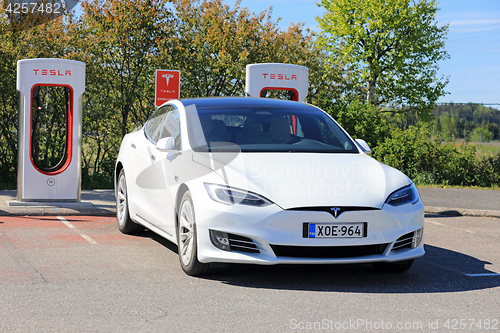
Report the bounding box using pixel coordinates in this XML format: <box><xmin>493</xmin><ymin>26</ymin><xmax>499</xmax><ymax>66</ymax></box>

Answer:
<box><xmin>147</xmin><ymin>105</ymin><xmax>184</xmax><ymax>237</ymax></box>
<box><xmin>133</xmin><ymin>105</ymin><xmax>178</xmax><ymax>237</ymax></box>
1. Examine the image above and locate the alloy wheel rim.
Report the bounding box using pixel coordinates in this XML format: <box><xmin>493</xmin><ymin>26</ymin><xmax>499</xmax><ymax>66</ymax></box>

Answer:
<box><xmin>179</xmin><ymin>199</ymin><xmax>194</xmax><ymax>266</ymax></box>
<box><xmin>117</xmin><ymin>175</ymin><xmax>127</xmax><ymax>226</ymax></box>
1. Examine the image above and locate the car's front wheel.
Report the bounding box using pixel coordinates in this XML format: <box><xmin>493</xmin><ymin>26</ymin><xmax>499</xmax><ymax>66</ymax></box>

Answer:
<box><xmin>177</xmin><ymin>191</ymin><xmax>211</xmax><ymax>276</ymax></box>
<box><xmin>116</xmin><ymin>169</ymin><xmax>142</xmax><ymax>234</ymax></box>
<box><xmin>372</xmin><ymin>259</ymin><xmax>414</xmax><ymax>273</ymax></box>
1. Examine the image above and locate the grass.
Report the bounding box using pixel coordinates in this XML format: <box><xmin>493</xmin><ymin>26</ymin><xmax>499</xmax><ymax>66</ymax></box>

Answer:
<box><xmin>416</xmin><ymin>184</ymin><xmax>500</xmax><ymax>191</ymax></box>
<box><xmin>473</xmin><ymin>142</ymin><xmax>500</xmax><ymax>158</ymax></box>
<box><xmin>455</xmin><ymin>140</ymin><xmax>500</xmax><ymax>158</ymax></box>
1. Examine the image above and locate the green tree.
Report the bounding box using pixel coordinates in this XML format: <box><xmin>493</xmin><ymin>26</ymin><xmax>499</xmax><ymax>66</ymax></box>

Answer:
<box><xmin>166</xmin><ymin>0</ymin><xmax>331</xmax><ymax>100</ymax></box>
<box><xmin>78</xmin><ymin>0</ymin><xmax>172</xmax><ymax>136</ymax></box>
<box><xmin>433</xmin><ymin>116</ymin><xmax>442</xmax><ymax>134</ymax></box>
<box><xmin>317</xmin><ymin>0</ymin><xmax>449</xmax><ymax>118</ymax></box>
<box><xmin>74</xmin><ymin>0</ymin><xmax>173</xmax><ymax>187</ymax></box>
<box><xmin>0</xmin><ymin>21</ymin><xmax>18</xmax><ymax>186</ymax></box>
<box><xmin>487</xmin><ymin>123</ymin><xmax>499</xmax><ymax>141</ymax></box>
<box><xmin>470</xmin><ymin>126</ymin><xmax>493</xmax><ymax>143</ymax></box>
<box><xmin>437</xmin><ymin>112</ymin><xmax>456</xmax><ymax>137</ymax></box>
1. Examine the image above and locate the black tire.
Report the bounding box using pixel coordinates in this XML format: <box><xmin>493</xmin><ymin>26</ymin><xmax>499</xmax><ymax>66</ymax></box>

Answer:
<box><xmin>372</xmin><ymin>259</ymin><xmax>414</xmax><ymax>273</ymax></box>
<box><xmin>177</xmin><ymin>191</ymin><xmax>211</xmax><ymax>276</ymax></box>
<box><xmin>116</xmin><ymin>169</ymin><xmax>143</xmax><ymax>234</ymax></box>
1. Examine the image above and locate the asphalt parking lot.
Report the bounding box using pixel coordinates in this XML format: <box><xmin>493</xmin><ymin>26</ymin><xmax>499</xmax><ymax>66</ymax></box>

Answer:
<box><xmin>1</xmin><ymin>213</ymin><xmax>499</xmax><ymax>332</ymax></box>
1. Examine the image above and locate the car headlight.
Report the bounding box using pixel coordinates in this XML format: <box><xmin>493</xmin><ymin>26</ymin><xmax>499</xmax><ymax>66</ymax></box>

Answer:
<box><xmin>385</xmin><ymin>183</ymin><xmax>420</xmax><ymax>207</ymax></box>
<box><xmin>204</xmin><ymin>183</ymin><xmax>273</xmax><ymax>207</ymax></box>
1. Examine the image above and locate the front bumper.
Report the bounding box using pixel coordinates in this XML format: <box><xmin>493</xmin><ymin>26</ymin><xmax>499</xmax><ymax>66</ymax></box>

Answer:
<box><xmin>191</xmin><ymin>188</ymin><xmax>425</xmax><ymax>265</ymax></box>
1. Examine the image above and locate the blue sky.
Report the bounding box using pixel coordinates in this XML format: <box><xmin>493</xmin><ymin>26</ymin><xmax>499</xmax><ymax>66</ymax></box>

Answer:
<box><xmin>233</xmin><ymin>0</ymin><xmax>500</xmax><ymax>107</ymax></box>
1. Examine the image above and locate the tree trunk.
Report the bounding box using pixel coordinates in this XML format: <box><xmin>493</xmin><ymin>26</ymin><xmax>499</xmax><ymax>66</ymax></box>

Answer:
<box><xmin>122</xmin><ymin>104</ymin><xmax>129</xmax><ymax>137</ymax></box>
<box><xmin>366</xmin><ymin>73</ymin><xmax>377</xmax><ymax>104</ymax></box>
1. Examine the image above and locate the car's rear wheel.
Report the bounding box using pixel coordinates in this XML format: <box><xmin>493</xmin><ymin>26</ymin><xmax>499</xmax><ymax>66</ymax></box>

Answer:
<box><xmin>372</xmin><ymin>259</ymin><xmax>414</xmax><ymax>273</ymax></box>
<box><xmin>116</xmin><ymin>169</ymin><xmax>142</xmax><ymax>234</ymax></box>
<box><xmin>177</xmin><ymin>191</ymin><xmax>211</xmax><ymax>276</ymax></box>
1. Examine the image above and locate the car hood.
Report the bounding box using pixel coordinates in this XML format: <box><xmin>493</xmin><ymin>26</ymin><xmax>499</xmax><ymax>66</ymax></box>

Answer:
<box><xmin>193</xmin><ymin>152</ymin><xmax>409</xmax><ymax>209</ymax></box>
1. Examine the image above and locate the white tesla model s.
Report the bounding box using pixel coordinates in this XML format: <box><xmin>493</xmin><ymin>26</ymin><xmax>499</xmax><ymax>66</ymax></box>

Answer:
<box><xmin>115</xmin><ymin>97</ymin><xmax>424</xmax><ymax>276</ymax></box>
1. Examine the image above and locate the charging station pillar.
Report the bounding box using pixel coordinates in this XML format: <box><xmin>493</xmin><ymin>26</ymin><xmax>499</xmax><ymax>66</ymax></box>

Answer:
<box><xmin>245</xmin><ymin>63</ymin><xmax>309</xmax><ymax>102</ymax></box>
<box><xmin>17</xmin><ymin>58</ymin><xmax>85</xmax><ymax>202</ymax></box>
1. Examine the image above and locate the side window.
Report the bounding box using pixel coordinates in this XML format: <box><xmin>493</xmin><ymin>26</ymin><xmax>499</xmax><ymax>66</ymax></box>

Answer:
<box><xmin>162</xmin><ymin>107</ymin><xmax>180</xmax><ymax>140</ymax></box>
<box><xmin>144</xmin><ymin>105</ymin><xmax>174</xmax><ymax>144</ymax></box>
<box><xmin>162</xmin><ymin>107</ymin><xmax>182</xmax><ymax>150</ymax></box>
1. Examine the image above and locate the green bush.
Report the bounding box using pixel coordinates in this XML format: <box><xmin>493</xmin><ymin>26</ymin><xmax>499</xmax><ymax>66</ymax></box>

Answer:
<box><xmin>325</xmin><ymin>103</ymin><xmax>499</xmax><ymax>188</ymax></box>
<box><xmin>372</xmin><ymin>123</ymin><xmax>479</xmax><ymax>186</ymax></box>
<box><xmin>475</xmin><ymin>153</ymin><xmax>500</xmax><ymax>187</ymax></box>
<box><xmin>82</xmin><ymin>167</ymin><xmax>114</xmax><ymax>190</ymax></box>
<box><xmin>325</xmin><ymin>101</ymin><xmax>392</xmax><ymax>149</ymax></box>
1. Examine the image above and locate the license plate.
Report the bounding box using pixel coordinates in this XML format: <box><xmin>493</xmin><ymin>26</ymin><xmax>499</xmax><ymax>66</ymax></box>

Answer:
<box><xmin>303</xmin><ymin>222</ymin><xmax>367</xmax><ymax>238</ymax></box>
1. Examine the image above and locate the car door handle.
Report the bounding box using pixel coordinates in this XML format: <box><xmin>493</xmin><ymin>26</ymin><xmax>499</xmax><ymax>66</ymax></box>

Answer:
<box><xmin>151</xmin><ymin>155</ymin><xmax>156</xmax><ymax>161</ymax></box>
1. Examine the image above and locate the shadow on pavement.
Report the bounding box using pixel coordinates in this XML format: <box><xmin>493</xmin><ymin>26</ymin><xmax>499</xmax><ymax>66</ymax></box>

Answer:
<box><xmin>134</xmin><ymin>229</ymin><xmax>179</xmax><ymax>253</ymax></box>
<box><xmin>425</xmin><ymin>212</ymin><xmax>463</xmax><ymax>218</ymax></box>
<box><xmin>204</xmin><ymin>245</ymin><xmax>499</xmax><ymax>293</ymax></box>
<box><xmin>155</xmin><ymin>241</ymin><xmax>499</xmax><ymax>293</ymax></box>
<box><xmin>133</xmin><ymin>224</ymin><xmax>500</xmax><ymax>293</ymax></box>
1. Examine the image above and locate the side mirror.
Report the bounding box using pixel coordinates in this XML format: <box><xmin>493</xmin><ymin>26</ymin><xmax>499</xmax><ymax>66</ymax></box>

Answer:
<box><xmin>355</xmin><ymin>139</ymin><xmax>372</xmax><ymax>154</ymax></box>
<box><xmin>156</xmin><ymin>137</ymin><xmax>181</xmax><ymax>154</ymax></box>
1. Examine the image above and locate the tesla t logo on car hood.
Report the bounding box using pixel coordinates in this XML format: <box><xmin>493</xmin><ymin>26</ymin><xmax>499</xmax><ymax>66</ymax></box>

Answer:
<box><xmin>331</xmin><ymin>207</ymin><xmax>341</xmax><ymax>218</ymax></box>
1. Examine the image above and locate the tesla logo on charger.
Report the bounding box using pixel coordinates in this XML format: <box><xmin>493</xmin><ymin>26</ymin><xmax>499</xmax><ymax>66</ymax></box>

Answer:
<box><xmin>162</xmin><ymin>74</ymin><xmax>175</xmax><ymax>86</ymax></box>
<box><xmin>33</xmin><ymin>69</ymin><xmax>72</xmax><ymax>76</ymax></box>
<box><xmin>262</xmin><ymin>73</ymin><xmax>297</xmax><ymax>80</ymax></box>
<box><xmin>155</xmin><ymin>69</ymin><xmax>180</xmax><ymax>107</ymax></box>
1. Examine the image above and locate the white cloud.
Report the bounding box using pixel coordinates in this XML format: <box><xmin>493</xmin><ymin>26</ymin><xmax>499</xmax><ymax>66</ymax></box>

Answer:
<box><xmin>449</xmin><ymin>19</ymin><xmax>500</xmax><ymax>27</ymax></box>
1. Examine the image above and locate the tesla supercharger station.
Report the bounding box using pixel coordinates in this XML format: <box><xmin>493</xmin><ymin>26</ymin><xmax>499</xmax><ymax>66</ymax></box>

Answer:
<box><xmin>17</xmin><ymin>58</ymin><xmax>85</xmax><ymax>202</ymax></box>
<box><xmin>245</xmin><ymin>63</ymin><xmax>309</xmax><ymax>102</ymax></box>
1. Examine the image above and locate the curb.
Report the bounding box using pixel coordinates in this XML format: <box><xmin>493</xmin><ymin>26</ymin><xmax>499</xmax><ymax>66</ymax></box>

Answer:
<box><xmin>425</xmin><ymin>206</ymin><xmax>500</xmax><ymax>219</ymax></box>
<box><xmin>0</xmin><ymin>206</ymin><xmax>115</xmax><ymax>216</ymax></box>
<box><xmin>1</xmin><ymin>200</ymin><xmax>115</xmax><ymax>216</ymax></box>
<box><xmin>0</xmin><ymin>190</ymin><xmax>115</xmax><ymax>216</ymax></box>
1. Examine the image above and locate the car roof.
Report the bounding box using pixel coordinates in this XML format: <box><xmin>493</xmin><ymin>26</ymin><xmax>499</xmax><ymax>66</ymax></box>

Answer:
<box><xmin>179</xmin><ymin>96</ymin><xmax>318</xmax><ymax>110</ymax></box>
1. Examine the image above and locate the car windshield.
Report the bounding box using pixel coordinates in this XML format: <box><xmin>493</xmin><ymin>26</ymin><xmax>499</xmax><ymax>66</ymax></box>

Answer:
<box><xmin>185</xmin><ymin>103</ymin><xmax>358</xmax><ymax>153</ymax></box>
